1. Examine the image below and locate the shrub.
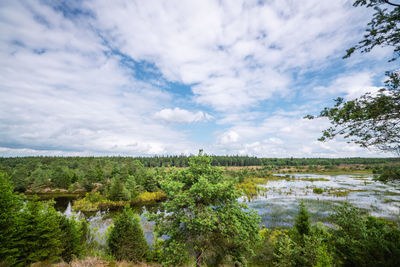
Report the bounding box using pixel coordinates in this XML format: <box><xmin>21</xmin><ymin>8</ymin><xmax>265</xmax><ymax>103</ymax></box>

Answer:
<box><xmin>107</xmin><ymin>205</ymin><xmax>149</xmax><ymax>262</ymax></box>
<box><xmin>329</xmin><ymin>202</ymin><xmax>400</xmax><ymax>267</ymax></box>
<box><xmin>108</xmin><ymin>176</ymin><xmax>130</xmax><ymax>201</ymax></box>
<box><xmin>59</xmin><ymin>215</ymin><xmax>85</xmax><ymax>262</ymax></box>
<box><xmin>313</xmin><ymin>187</ymin><xmax>324</xmax><ymax>194</ymax></box>
<box><xmin>0</xmin><ymin>172</ymin><xmax>24</xmax><ymax>266</ymax></box>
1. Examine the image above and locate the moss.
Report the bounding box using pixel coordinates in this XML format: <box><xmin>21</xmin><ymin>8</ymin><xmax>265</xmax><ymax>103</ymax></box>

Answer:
<box><xmin>313</xmin><ymin>187</ymin><xmax>324</xmax><ymax>194</ymax></box>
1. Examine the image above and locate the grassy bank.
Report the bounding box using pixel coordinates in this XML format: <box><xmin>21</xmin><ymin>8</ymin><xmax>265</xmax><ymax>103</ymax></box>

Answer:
<box><xmin>72</xmin><ymin>191</ymin><xmax>167</xmax><ymax>212</ymax></box>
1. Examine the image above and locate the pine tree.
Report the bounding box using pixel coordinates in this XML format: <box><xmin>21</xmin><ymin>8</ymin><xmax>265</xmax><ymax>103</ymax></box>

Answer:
<box><xmin>107</xmin><ymin>205</ymin><xmax>149</xmax><ymax>262</ymax></box>
<box><xmin>17</xmin><ymin>199</ymin><xmax>63</xmax><ymax>265</ymax></box>
<box><xmin>0</xmin><ymin>172</ymin><xmax>23</xmax><ymax>265</ymax></box>
<box><xmin>108</xmin><ymin>176</ymin><xmax>130</xmax><ymax>201</ymax></box>
<box><xmin>59</xmin><ymin>215</ymin><xmax>84</xmax><ymax>262</ymax></box>
<box><xmin>295</xmin><ymin>201</ymin><xmax>311</xmax><ymax>237</ymax></box>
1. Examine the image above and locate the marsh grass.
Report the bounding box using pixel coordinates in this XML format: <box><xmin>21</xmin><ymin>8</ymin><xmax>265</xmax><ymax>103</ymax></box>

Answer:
<box><xmin>72</xmin><ymin>192</ymin><xmax>167</xmax><ymax>212</ymax></box>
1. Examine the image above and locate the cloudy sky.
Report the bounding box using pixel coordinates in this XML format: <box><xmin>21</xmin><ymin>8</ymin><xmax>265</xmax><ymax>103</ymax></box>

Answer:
<box><xmin>0</xmin><ymin>0</ymin><xmax>397</xmax><ymax>157</ymax></box>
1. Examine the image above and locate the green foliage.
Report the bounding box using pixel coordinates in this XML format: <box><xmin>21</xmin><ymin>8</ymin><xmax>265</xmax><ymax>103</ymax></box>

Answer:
<box><xmin>252</xmin><ymin>204</ymin><xmax>333</xmax><ymax>267</ymax></box>
<box><xmin>294</xmin><ymin>201</ymin><xmax>311</xmax><ymax>237</ymax></box>
<box><xmin>31</xmin><ymin>165</ymin><xmax>52</xmax><ymax>190</ymax></box>
<box><xmin>52</xmin><ymin>166</ymin><xmax>72</xmax><ymax>189</ymax></box>
<box><xmin>374</xmin><ymin>166</ymin><xmax>400</xmax><ymax>181</ymax></box>
<box><xmin>0</xmin><ymin>172</ymin><xmax>24</xmax><ymax>266</ymax></box>
<box><xmin>149</xmin><ymin>151</ymin><xmax>260</xmax><ymax>266</ymax></box>
<box><xmin>313</xmin><ymin>187</ymin><xmax>324</xmax><ymax>194</ymax></box>
<box><xmin>345</xmin><ymin>0</ymin><xmax>400</xmax><ymax>62</ymax></box>
<box><xmin>17</xmin><ymin>199</ymin><xmax>63</xmax><ymax>265</ymax></box>
<box><xmin>108</xmin><ymin>176</ymin><xmax>130</xmax><ymax>201</ymax></box>
<box><xmin>306</xmin><ymin>89</ymin><xmax>400</xmax><ymax>154</ymax></box>
<box><xmin>59</xmin><ymin>215</ymin><xmax>84</xmax><ymax>262</ymax></box>
<box><xmin>107</xmin><ymin>205</ymin><xmax>149</xmax><ymax>262</ymax></box>
<box><xmin>10</xmin><ymin>164</ymin><xmax>30</xmax><ymax>192</ymax></box>
<box><xmin>307</xmin><ymin>0</ymin><xmax>400</xmax><ymax>154</ymax></box>
<box><xmin>125</xmin><ymin>175</ymin><xmax>139</xmax><ymax>200</ymax></box>
<box><xmin>329</xmin><ymin>202</ymin><xmax>400</xmax><ymax>267</ymax></box>
<box><xmin>148</xmin><ymin>236</ymin><xmax>164</xmax><ymax>263</ymax></box>
<box><xmin>0</xmin><ymin>172</ymin><xmax>86</xmax><ymax>265</ymax></box>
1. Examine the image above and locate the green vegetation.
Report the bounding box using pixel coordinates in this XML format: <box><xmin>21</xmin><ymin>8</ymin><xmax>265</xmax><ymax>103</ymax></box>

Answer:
<box><xmin>107</xmin><ymin>205</ymin><xmax>149</xmax><ymax>262</ymax></box>
<box><xmin>148</xmin><ymin>152</ymin><xmax>261</xmax><ymax>267</ymax></box>
<box><xmin>329</xmin><ymin>202</ymin><xmax>400</xmax><ymax>266</ymax></box>
<box><xmin>72</xmin><ymin>191</ymin><xmax>166</xmax><ymax>212</ymax></box>
<box><xmin>313</xmin><ymin>187</ymin><xmax>324</xmax><ymax>194</ymax></box>
<box><xmin>373</xmin><ymin>166</ymin><xmax>400</xmax><ymax>182</ymax></box>
<box><xmin>251</xmin><ymin>202</ymin><xmax>400</xmax><ymax>267</ymax></box>
<box><xmin>0</xmin><ymin>172</ymin><xmax>87</xmax><ymax>266</ymax></box>
<box><xmin>1</xmin><ymin>153</ymin><xmax>400</xmax><ymax>266</ymax></box>
<box><xmin>307</xmin><ymin>0</ymin><xmax>400</xmax><ymax>155</ymax></box>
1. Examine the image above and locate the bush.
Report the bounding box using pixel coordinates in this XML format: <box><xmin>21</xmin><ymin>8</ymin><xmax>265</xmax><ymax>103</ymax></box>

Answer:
<box><xmin>107</xmin><ymin>205</ymin><xmax>149</xmax><ymax>262</ymax></box>
<box><xmin>329</xmin><ymin>202</ymin><xmax>400</xmax><ymax>267</ymax></box>
<box><xmin>295</xmin><ymin>201</ymin><xmax>311</xmax><ymax>237</ymax></box>
<box><xmin>17</xmin><ymin>200</ymin><xmax>63</xmax><ymax>265</ymax></box>
<box><xmin>0</xmin><ymin>172</ymin><xmax>87</xmax><ymax>266</ymax></box>
<box><xmin>313</xmin><ymin>187</ymin><xmax>324</xmax><ymax>194</ymax></box>
<box><xmin>0</xmin><ymin>172</ymin><xmax>24</xmax><ymax>266</ymax></box>
<box><xmin>108</xmin><ymin>176</ymin><xmax>130</xmax><ymax>201</ymax></box>
<box><xmin>375</xmin><ymin>166</ymin><xmax>400</xmax><ymax>182</ymax></box>
<box><xmin>59</xmin><ymin>215</ymin><xmax>85</xmax><ymax>262</ymax></box>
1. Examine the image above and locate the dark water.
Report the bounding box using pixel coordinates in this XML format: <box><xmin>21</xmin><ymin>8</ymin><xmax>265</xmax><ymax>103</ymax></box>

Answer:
<box><xmin>48</xmin><ymin>196</ymin><xmax>161</xmax><ymax>246</ymax></box>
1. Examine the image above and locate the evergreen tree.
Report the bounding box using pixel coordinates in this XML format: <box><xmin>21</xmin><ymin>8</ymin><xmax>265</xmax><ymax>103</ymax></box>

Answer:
<box><xmin>0</xmin><ymin>172</ymin><xmax>23</xmax><ymax>266</ymax></box>
<box><xmin>295</xmin><ymin>201</ymin><xmax>311</xmax><ymax>237</ymax></box>
<box><xmin>108</xmin><ymin>176</ymin><xmax>130</xmax><ymax>201</ymax></box>
<box><xmin>107</xmin><ymin>205</ymin><xmax>149</xmax><ymax>262</ymax></box>
<box><xmin>52</xmin><ymin>166</ymin><xmax>72</xmax><ymax>189</ymax></box>
<box><xmin>10</xmin><ymin>164</ymin><xmax>29</xmax><ymax>192</ymax></box>
<box><xmin>58</xmin><ymin>215</ymin><xmax>84</xmax><ymax>262</ymax></box>
<box><xmin>126</xmin><ymin>175</ymin><xmax>139</xmax><ymax>200</ymax></box>
<box><xmin>17</xmin><ymin>199</ymin><xmax>63</xmax><ymax>265</ymax></box>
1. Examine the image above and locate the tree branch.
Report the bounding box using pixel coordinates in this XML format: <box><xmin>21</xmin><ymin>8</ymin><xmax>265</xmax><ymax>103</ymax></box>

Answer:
<box><xmin>383</xmin><ymin>0</ymin><xmax>400</xmax><ymax>7</ymax></box>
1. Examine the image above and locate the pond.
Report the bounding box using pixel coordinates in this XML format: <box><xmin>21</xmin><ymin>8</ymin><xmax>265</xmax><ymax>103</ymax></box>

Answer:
<box><xmin>52</xmin><ymin>173</ymin><xmax>400</xmax><ymax>245</ymax></box>
<box><xmin>245</xmin><ymin>173</ymin><xmax>400</xmax><ymax>228</ymax></box>
<box><xmin>54</xmin><ymin>197</ymin><xmax>160</xmax><ymax>246</ymax></box>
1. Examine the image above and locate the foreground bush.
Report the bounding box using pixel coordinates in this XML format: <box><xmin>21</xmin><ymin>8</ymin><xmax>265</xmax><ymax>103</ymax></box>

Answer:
<box><xmin>329</xmin><ymin>202</ymin><xmax>400</xmax><ymax>267</ymax></box>
<box><xmin>107</xmin><ymin>205</ymin><xmax>149</xmax><ymax>262</ymax></box>
<box><xmin>0</xmin><ymin>172</ymin><xmax>87</xmax><ymax>266</ymax></box>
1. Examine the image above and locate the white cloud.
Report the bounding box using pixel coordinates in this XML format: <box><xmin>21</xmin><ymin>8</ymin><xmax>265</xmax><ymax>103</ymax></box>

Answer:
<box><xmin>0</xmin><ymin>0</ymin><xmax>393</xmax><ymax>157</ymax></box>
<box><xmin>313</xmin><ymin>72</ymin><xmax>381</xmax><ymax>100</ymax></box>
<box><xmin>87</xmin><ymin>0</ymin><xmax>372</xmax><ymax>111</ymax></box>
<box><xmin>154</xmin><ymin>108</ymin><xmax>212</xmax><ymax>123</ymax></box>
<box><xmin>0</xmin><ymin>0</ymin><xmax>197</xmax><ymax>156</ymax></box>
<box><xmin>219</xmin><ymin>130</ymin><xmax>240</xmax><ymax>144</ymax></box>
<box><xmin>214</xmin><ymin>116</ymin><xmax>394</xmax><ymax>157</ymax></box>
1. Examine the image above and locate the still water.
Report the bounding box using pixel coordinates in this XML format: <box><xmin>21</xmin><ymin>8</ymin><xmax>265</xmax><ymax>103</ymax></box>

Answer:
<box><xmin>53</xmin><ymin>173</ymin><xmax>400</xmax><ymax>244</ymax></box>
<box><xmin>246</xmin><ymin>173</ymin><xmax>400</xmax><ymax>228</ymax></box>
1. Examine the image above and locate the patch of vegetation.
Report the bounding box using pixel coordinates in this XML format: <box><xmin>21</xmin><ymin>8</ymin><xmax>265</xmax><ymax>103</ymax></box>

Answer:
<box><xmin>313</xmin><ymin>187</ymin><xmax>324</xmax><ymax>194</ymax></box>
<box><xmin>72</xmin><ymin>191</ymin><xmax>166</xmax><ymax>212</ymax></box>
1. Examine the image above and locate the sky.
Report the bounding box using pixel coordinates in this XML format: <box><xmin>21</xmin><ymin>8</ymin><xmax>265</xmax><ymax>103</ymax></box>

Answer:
<box><xmin>0</xmin><ymin>0</ymin><xmax>397</xmax><ymax>157</ymax></box>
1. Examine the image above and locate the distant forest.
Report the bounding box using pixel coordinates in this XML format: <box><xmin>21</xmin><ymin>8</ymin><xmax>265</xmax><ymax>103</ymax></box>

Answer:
<box><xmin>1</xmin><ymin>155</ymin><xmax>399</xmax><ymax>168</ymax></box>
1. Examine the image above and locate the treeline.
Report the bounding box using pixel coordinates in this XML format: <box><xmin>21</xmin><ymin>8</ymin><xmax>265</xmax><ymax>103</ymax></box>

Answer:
<box><xmin>1</xmin><ymin>156</ymin><xmax>398</xmax><ymax>193</ymax></box>
<box><xmin>1</xmin><ymin>155</ymin><xmax>399</xmax><ymax>169</ymax></box>
<box><xmin>0</xmin><ymin>157</ymin><xmax>163</xmax><ymax>198</ymax></box>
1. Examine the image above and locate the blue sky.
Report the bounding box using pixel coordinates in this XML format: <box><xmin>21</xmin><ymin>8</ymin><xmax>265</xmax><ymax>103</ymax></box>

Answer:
<box><xmin>0</xmin><ymin>0</ymin><xmax>397</xmax><ymax>157</ymax></box>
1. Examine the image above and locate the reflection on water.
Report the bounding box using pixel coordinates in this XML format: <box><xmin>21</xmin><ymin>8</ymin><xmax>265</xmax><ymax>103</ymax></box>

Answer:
<box><xmin>52</xmin><ymin>197</ymin><xmax>160</xmax><ymax>246</ymax></box>
<box><xmin>244</xmin><ymin>173</ymin><xmax>400</xmax><ymax>228</ymax></box>
<box><xmin>50</xmin><ymin>173</ymin><xmax>400</xmax><ymax>244</ymax></box>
